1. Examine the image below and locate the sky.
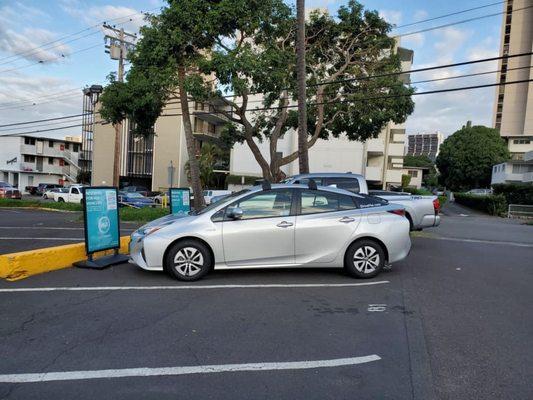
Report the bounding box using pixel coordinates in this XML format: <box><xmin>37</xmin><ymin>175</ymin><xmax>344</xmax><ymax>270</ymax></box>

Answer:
<box><xmin>0</xmin><ymin>0</ymin><xmax>505</xmax><ymax>140</ymax></box>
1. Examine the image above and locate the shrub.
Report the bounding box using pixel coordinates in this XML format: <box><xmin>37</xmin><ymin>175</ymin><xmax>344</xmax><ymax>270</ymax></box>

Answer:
<box><xmin>403</xmin><ymin>187</ymin><xmax>433</xmax><ymax>195</ymax></box>
<box><xmin>492</xmin><ymin>183</ymin><xmax>533</xmax><ymax>205</ymax></box>
<box><xmin>454</xmin><ymin>193</ymin><xmax>507</xmax><ymax>216</ymax></box>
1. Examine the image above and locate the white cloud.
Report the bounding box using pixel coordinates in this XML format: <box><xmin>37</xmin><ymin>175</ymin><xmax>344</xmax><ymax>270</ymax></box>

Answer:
<box><xmin>379</xmin><ymin>10</ymin><xmax>402</xmax><ymax>26</ymax></box>
<box><xmin>402</xmin><ymin>32</ymin><xmax>425</xmax><ymax>48</ymax></box>
<box><xmin>434</xmin><ymin>27</ymin><xmax>471</xmax><ymax>59</ymax></box>
<box><xmin>413</xmin><ymin>10</ymin><xmax>428</xmax><ymax>21</ymax></box>
<box><xmin>0</xmin><ymin>26</ymin><xmax>71</xmax><ymax>63</ymax></box>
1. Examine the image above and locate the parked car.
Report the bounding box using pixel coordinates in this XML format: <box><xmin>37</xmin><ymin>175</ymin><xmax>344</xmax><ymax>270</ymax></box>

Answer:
<box><xmin>53</xmin><ymin>186</ymin><xmax>83</xmax><ymax>203</ymax></box>
<box><xmin>203</xmin><ymin>189</ymin><xmax>232</xmax><ymax>205</ymax></box>
<box><xmin>0</xmin><ymin>182</ymin><xmax>22</xmax><ymax>199</ymax></box>
<box><xmin>118</xmin><ymin>192</ymin><xmax>155</xmax><ymax>208</ymax></box>
<box><xmin>466</xmin><ymin>188</ymin><xmax>492</xmax><ymax>196</ymax></box>
<box><xmin>129</xmin><ymin>183</ymin><xmax>411</xmax><ymax>281</ymax></box>
<box><xmin>122</xmin><ymin>186</ymin><xmax>150</xmax><ymax>197</ymax></box>
<box><xmin>283</xmin><ymin>173</ymin><xmax>440</xmax><ymax>231</ymax></box>
<box><xmin>43</xmin><ymin>187</ymin><xmax>66</xmax><ymax>199</ymax></box>
<box><xmin>33</xmin><ymin>183</ymin><xmax>63</xmax><ymax>196</ymax></box>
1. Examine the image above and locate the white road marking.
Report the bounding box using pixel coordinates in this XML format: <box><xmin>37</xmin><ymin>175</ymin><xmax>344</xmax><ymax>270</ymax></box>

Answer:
<box><xmin>0</xmin><ymin>237</ymin><xmax>84</xmax><ymax>241</ymax></box>
<box><xmin>0</xmin><ymin>281</ymin><xmax>389</xmax><ymax>293</ymax></box>
<box><xmin>419</xmin><ymin>235</ymin><xmax>533</xmax><ymax>248</ymax></box>
<box><xmin>0</xmin><ymin>355</ymin><xmax>381</xmax><ymax>383</ymax></box>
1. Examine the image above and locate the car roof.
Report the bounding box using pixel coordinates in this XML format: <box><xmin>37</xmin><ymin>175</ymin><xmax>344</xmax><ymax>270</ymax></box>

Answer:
<box><xmin>288</xmin><ymin>172</ymin><xmax>365</xmax><ymax>180</ymax></box>
<box><xmin>248</xmin><ymin>183</ymin><xmax>359</xmax><ymax>197</ymax></box>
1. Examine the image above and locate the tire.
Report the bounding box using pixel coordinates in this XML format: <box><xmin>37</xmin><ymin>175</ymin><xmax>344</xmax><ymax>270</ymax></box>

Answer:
<box><xmin>344</xmin><ymin>239</ymin><xmax>386</xmax><ymax>279</ymax></box>
<box><xmin>58</xmin><ymin>197</ymin><xmax>65</xmax><ymax>202</ymax></box>
<box><xmin>405</xmin><ymin>213</ymin><xmax>414</xmax><ymax>231</ymax></box>
<box><xmin>43</xmin><ymin>195</ymin><xmax>47</xmax><ymax>199</ymax></box>
<box><xmin>164</xmin><ymin>240</ymin><xmax>212</xmax><ymax>281</ymax></box>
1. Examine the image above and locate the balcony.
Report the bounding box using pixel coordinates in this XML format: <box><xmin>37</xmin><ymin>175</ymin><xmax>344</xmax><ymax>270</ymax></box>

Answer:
<box><xmin>19</xmin><ymin>144</ymin><xmax>80</xmax><ymax>166</ymax></box>
<box><xmin>366</xmin><ymin>139</ymin><xmax>384</xmax><ymax>155</ymax></box>
<box><xmin>365</xmin><ymin>166</ymin><xmax>382</xmax><ymax>182</ymax></box>
<box><xmin>19</xmin><ymin>163</ymin><xmax>63</xmax><ymax>175</ymax></box>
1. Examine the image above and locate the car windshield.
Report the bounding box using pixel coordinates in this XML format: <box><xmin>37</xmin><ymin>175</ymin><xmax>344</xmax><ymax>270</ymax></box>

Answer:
<box><xmin>194</xmin><ymin>190</ymin><xmax>250</xmax><ymax>215</ymax></box>
<box><xmin>128</xmin><ymin>193</ymin><xmax>145</xmax><ymax>198</ymax></box>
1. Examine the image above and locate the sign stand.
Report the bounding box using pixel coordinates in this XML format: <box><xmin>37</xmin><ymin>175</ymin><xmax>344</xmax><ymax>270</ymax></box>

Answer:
<box><xmin>74</xmin><ymin>187</ymin><xmax>129</xmax><ymax>270</ymax></box>
<box><xmin>169</xmin><ymin>187</ymin><xmax>191</xmax><ymax>215</ymax></box>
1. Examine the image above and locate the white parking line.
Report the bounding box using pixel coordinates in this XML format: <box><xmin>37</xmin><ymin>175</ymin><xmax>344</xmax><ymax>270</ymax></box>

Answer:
<box><xmin>0</xmin><ymin>355</ymin><xmax>381</xmax><ymax>383</ymax></box>
<box><xmin>420</xmin><ymin>235</ymin><xmax>533</xmax><ymax>248</ymax></box>
<box><xmin>0</xmin><ymin>281</ymin><xmax>389</xmax><ymax>293</ymax></box>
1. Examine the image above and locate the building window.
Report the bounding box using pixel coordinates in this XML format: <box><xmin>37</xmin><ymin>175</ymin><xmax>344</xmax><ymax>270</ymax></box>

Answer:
<box><xmin>48</xmin><ymin>140</ymin><xmax>54</xmax><ymax>148</ymax></box>
<box><xmin>73</xmin><ymin>143</ymin><xmax>79</xmax><ymax>152</ymax></box>
<box><xmin>48</xmin><ymin>157</ymin><xmax>54</xmax><ymax>165</ymax></box>
<box><xmin>208</xmin><ymin>123</ymin><xmax>216</xmax><ymax>135</ymax></box>
<box><xmin>65</xmin><ymin>143</ymin><xmax>70</xmax><ymax>150</ymax></box>
<box><xmin>23</xmin><ymin>155</ymin><xmax>35</xmax><ymax>163</ymax></box>
<box><xmin>24</xmin><ymin>137</ymin><xmax>36</xmax><ymax>145</ymax></box>
<box><xmin>408</xmin><ymin>170</ymin><xmax>418</xmax><ymax>178</ymax></box>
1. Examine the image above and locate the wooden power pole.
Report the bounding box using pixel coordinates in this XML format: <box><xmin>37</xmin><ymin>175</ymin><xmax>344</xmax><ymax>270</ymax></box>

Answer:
<box><xmin>103</xmin><ymin>24</ymin><xmax>136</xmax><ymax>188</ymax></box>
<box><xmin>296</xmin><ymin>0</ymin><xmax>309</xmax><ymax>174</ymax></box>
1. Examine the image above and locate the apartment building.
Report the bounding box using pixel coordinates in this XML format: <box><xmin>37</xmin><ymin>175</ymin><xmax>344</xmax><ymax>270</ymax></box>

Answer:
<box><xmin>88</xmin><ymin>99</ymin><xmax>230</xmax><ymax>191</ymax></box>
<box><xmin>0</xmin><ymin>135</ymin><xmax>81</xmax><ymax>191</ymax></box>
<box><xmin>492</xmin><ymin>0</ymin><xmax>533</xmax><ymax>160</ymax></box>
<box><xmin>406</xmin><ymin>131</ymin><xmax>444</xmax><ymax>161</ymax></box>
<box><xmin>492</xmin><ymin>150</ymin><xmax>533</xmax><ymax>184</ymax></box>
<box><xmin>230</xmin><ymin>45</ymin><xmax>414</xmax><ymax>190</ymax></box>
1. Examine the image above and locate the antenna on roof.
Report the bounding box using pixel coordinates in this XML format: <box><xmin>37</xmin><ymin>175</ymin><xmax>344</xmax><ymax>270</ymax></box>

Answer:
<box><xmin>262</xmin><ymin>180</ymin><xmax>271</xmax><ymax>191</ymax></box>
<box><xmin>308</xmin><ymin>179</ymin><xmax>317</xmax><ymax>190</ymax></box>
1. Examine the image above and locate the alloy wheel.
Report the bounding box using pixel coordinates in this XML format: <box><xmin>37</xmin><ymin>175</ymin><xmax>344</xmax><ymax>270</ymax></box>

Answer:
<box><xmin>353</xmin><ymin>246</ymin><xmax>380</xmax><ymax>274</ymax></box>
<box><xmin>173</xmin><ymin>247</ymin><xmax>204</xmax><ymax>277</ymax></box>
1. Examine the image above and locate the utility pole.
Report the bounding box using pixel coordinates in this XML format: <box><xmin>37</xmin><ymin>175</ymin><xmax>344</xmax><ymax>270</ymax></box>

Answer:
<box><xmin>296</xmin><ymin>0</ymin><xmax>309</xmax><ymax>174</ymax></box>
<box><xmin>103</xmin><ymin>24</ymin><xmax>136</xmax><ymax>188</ymax></box>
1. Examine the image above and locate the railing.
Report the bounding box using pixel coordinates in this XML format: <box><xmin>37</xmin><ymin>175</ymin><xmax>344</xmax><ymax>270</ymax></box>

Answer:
<box><xmin>507</xmin><ymin>204</ymin><xmax>533</xmax><ymax>219</ymax></box>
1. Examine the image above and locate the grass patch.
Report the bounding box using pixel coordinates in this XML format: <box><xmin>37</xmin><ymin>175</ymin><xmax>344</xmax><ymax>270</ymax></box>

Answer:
<box><xmin>119</xmin><ymin>206</ymin><xmax>169</xmax><ymax>223</ymax></box>
<box><xmin>0</xmin><ymin>198</ymin><xmax>83</xmax><ymax>211</ymax></box>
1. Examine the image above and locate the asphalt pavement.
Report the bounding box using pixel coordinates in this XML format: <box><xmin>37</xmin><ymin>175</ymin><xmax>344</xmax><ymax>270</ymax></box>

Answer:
<box><xmin>0</xmin><ymin>204</ymin><xmax>532</xmax><ymax>399</ymax></box>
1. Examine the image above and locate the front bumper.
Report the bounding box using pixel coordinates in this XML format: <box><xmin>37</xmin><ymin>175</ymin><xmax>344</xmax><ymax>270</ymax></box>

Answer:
<box><xmin>129</xmin><ymin>233</ymin><xmax>150</xmax><ymax>270</ymax></box>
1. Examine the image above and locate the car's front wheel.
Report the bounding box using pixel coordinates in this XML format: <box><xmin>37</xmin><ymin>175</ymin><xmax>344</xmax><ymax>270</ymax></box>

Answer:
<box><xmin>344</xmin><ymin>239</ymin><xmax>385</xmax><ymax>279</ymax></box>
<box><xmin>164</xmin><ymin>240</ymin><xmax>212</xmax><ymax>281</ymax></box>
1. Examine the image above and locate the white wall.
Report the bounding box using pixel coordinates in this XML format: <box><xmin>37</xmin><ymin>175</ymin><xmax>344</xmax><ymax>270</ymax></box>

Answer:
<box><xmin>0</xmin><ymin>137</ymin><xmax>23</xmax><ymax>172</ymax></box>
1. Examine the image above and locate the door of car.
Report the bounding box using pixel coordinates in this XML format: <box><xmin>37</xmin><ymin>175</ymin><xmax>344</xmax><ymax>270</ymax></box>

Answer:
<box><xmin>222</xmin><ymin>189</ymin><xmax>296</xmax><ymax>266</ymax></box>
<box><xmin>295</xmin><ymin>189</ymin><xmax>361</xmax><ymax>264</ymax></box>
<box><xmin>70</xmin><ymin>187</ymin><xmax>82</xmax><ymax>202</ymax></box>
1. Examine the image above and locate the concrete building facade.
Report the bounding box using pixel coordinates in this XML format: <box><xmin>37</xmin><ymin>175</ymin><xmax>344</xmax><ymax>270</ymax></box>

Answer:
<box><xmin>492</xmin><ymin>150</ymin><xmax>533</xmax><ymax>184</ymax></box>
<box><xmin>0</xmin><ymin>135</ymin><xmax>81</xmax><ymax>191</ymax></box>
<box><xmin>492</xmin><ymin>0</ymin><xmax>533</xmax><ymax>160</ymax></box>
<box><xmin>406</xmin><ymin>131</ymin><xmax>444</xmax><ymax>161</ymax></box>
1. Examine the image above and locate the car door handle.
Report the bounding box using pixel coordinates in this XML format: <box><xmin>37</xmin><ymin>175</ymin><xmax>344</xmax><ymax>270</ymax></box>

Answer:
<box><xmin>276</xmin><ymin>221</ymin><xmax>294</xmax><ymax>228</ymax></box>
<box><xmin>339</xmin><ymin>216</ymin><xmax>355</xmax><ymax>223</ymax></box>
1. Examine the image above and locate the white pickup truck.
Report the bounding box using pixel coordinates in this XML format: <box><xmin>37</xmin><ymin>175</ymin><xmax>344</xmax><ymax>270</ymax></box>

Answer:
<box><xmin>283</xmin><ymin>173</ymin><xmax>440</xmax><ymax>231</ymax></box>
<box><xmin>53</xmin><ymin>185</ymin><xmax>84</xmax><ymax>203</ymax></box>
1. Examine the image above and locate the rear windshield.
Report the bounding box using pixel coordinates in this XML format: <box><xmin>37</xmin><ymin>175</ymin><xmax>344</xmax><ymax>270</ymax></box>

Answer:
<box><xmin>353</xmin><ymin>194</ymin><xmax>388</xmax><ymax>208</ymax></box>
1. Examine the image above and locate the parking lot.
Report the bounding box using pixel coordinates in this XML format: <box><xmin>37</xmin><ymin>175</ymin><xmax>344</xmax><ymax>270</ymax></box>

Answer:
<box><xmin>1</xmin><ymin>204</ymin><xmax>532</xmax><ymax>399</ymax></box>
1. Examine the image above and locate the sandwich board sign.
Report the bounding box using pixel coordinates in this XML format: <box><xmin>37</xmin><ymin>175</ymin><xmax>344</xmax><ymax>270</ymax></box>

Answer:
<box><xmin>74</xmin><ymin>187</ymin><xmax>128</xmax><ymax>269</ymax></box>
<box><xmin>169</xmin><ymin>187</ymin><xmax>191</xmax><ymax>215</ymax></box>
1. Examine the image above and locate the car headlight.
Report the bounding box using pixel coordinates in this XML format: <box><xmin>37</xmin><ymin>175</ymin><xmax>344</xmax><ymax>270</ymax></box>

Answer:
<box><xmin>141</xmin><ymin>221</ymin><xmax>174</xmax><ymax>236</ymax></box>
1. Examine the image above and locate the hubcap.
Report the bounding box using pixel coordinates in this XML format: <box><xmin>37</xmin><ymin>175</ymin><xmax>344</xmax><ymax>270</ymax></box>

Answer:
<box><xmin>174</xmin><ymin>247</ymin><xmax>204</xmax><ymax>277</ymax></box>
<box><xmin>353</xmin><ymin>246</ymin><xmax>380</xmax><ymax>274</ymax></box>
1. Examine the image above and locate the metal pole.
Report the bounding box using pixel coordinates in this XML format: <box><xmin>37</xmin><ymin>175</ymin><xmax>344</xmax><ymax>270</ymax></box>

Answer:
<box><xmin>296</xmin><ymin>0</ymin><xmax>309</xmax><ymax>174</ymax></box>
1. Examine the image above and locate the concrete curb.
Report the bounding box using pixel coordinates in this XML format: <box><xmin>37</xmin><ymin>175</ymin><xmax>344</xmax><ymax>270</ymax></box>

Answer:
<box><xmin>0</xmin><ymin>236</ymin><xmax>130</xmax><ymax>281</ymax></box>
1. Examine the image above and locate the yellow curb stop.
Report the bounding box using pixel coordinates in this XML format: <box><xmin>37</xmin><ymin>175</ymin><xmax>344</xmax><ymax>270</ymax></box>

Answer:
<box><xmin>0</xmin><ymin>236</ymin><xmax>131</xmax><ymax>281</ymax></box>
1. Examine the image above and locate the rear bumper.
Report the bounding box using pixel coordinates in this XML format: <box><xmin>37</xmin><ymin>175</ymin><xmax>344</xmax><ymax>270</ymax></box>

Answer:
<box><xmin>418</xmin><ymin>214</ymin><xmax>440</xmax><ymax>229</ymax></box>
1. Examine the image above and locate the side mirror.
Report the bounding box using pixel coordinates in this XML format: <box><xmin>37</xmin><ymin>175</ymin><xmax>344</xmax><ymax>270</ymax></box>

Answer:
<box><xmin>227</xmin><ymin>207</ymin><xmax>243</xmax><ymax>220</ymax></box>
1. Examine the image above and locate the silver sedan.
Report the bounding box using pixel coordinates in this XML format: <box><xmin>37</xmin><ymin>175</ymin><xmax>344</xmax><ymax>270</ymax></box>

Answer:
<box><xmin>129</xmin><ymin>184</ymin><xmax>411</xmax><ymax>281</ymax></box>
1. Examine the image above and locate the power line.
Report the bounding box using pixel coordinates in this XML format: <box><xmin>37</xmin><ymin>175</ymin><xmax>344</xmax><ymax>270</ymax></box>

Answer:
<box><xmin>397</xmin><ymin>4</ymin><xmax>533</xmax><ymax>38</ymax></box>
<box><xmin>394</xmin><ymin>1</ymin><xmax>505</xmax><ymax>29</ymax></box>
<box><xmin>0</xmin><ymin>113</ymin><xmax>91</xmax><ymax>128</ymax></box>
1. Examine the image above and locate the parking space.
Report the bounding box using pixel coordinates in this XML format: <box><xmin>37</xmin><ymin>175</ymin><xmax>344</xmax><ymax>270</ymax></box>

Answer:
<box><xmin>0</xmin><ymin>209</ymin><xmax>139</xmax><ymax>254</ymax></box>
<box><xmin>0</xmin><ymin>207</ymin><xmax>532</xmax><ymax>399</ymax></box>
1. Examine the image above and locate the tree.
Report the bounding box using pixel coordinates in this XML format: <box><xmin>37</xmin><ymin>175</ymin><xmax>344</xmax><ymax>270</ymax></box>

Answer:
<box><xmin>296</xmin><ymin>0</ymin><xmax>309</xmax><ymax>174</ymax></box>
<box><xmin>436</xmin><ymin>125</ymin><xmax>509</xmax><ymax>191</ymax></box>
<box><xmin>401</xmin><ymin>174</ymin><xmax>411</xmax><ymax>189</ymax></box>
<box><xmin>195</xmin><ymin>0</ymin><xmax>414</xmax><ymax>181</ymax></box>
<box><xmin>184</xmin><ymin>142</ymin><xmax>226</xmax><ymax>188</ymax></box>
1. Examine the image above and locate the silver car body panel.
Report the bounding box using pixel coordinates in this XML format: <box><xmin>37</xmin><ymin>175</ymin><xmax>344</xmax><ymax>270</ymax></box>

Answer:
<box><xmin>129</xmin><ymin>184</ymin><xmax>411</xmax><ymax>272</ymax></box>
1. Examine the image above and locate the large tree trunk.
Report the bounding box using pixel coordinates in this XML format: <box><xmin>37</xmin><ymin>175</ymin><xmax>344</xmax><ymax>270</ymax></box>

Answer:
<box><xmin>178</xmin><ymin>66</ymin><xmax>205</xmax><ymax>209</ymax></box>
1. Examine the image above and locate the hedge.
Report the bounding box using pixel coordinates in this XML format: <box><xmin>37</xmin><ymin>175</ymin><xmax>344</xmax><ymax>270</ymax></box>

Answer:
<box><xmin>454</xmin><ymin>193</ymin><xmax>507</xmax><ymax>216</ymax></box>
<box><xmin>492</xmin><ymin>183</ymin><xmax>533</xmax><ymax>205</ymax></box>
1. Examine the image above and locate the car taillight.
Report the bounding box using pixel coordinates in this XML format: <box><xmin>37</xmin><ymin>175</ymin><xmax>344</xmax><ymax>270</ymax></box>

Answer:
<box><xmin>433</xmin><ymin>198</ymin><xmax>440</xmax><ymax>215</ymax></box>
<box><xmin>388</xmin><ymin>209</ymin><xmax>405</xmax><ymax>217</ymax></box>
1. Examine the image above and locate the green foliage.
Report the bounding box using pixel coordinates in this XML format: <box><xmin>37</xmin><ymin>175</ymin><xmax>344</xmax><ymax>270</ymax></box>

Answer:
<box><xmin>404</xmin><ymin>154</ymin><xmax>439</xmax><ymax>187</ymax></box>
<box><xmin>0</xmin><ymin>199</ymin><xmax>83</xmax><ymax>211</ymax></box>
<box><xmin>184</xmin><ymin>143</ymin><xmax>228</xmax><ymax>188</ymax></box>
<box><xmin>119</xmin><ymin>207</ymin><xmax>168</xmax><ymax>223</ymax></box>
<box><xmin>492</xmin><ymin>183</ymin><xmax>533</xmax><ymax>205</ymax></box>
<box><xmin>401</xmin><ymin>174</ymin><xmax>411</xmax><ymax>189</ymax></box>
<box><xmin>438</xmin><ymin>195</ymin><xmax>447</xmax><ymax>206</ymax></box>
<box><xmin>402</xmin><ymin>187</ymin><xmax>433</xmax><ymax>195</ymax></box>
<box><xmin>436</xmin><ymin>125</ymin><xmax>509</xmax><ymax>191</ymax></box>
<box><xmin>454</xmin><ymin>193</ymin><xmax>507</xmax><ymax>216</ymax></box>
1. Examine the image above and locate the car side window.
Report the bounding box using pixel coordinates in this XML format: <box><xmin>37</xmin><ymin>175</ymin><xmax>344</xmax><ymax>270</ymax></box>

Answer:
<box><xmin>325</xmin><ymin>177</ymin><xmax>360</xmax><ymax>193</ymax></box>
<box><xmin>300</xmin><ymin>190</ymin><xmax>339</xmax><ymax>214</ymax></box>
<box><xmin>72</xmin><ymin>188</ymin><xmax>79</xmax><ymax>194</ymax></box>
<box><xmin>339</xmin><ymin>194</ymin><xmax>358</xmax><ymax>210</ymax></box>
<box><xmin>230</xmin><ymin>190</ymin><xmax>293</xmax><ymax>220</ymax></box>
<box><xmin>294</xmin><ymin>178</ymin><xmax>323</xmax><ymax>185</ymax></box>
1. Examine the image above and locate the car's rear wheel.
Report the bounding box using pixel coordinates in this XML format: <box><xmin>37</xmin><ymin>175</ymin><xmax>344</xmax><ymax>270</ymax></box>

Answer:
<box><xmin>344</xmin><ymin>239</ymin><xmax>385</xmax><ymax>279</ymax></box>
<box><xmin>58</xmin><ymin>197</ymin><xmax>65</xmax><ymax>202</ymax></box>
<box><xmin>164</xmin><ymin>240</ymin><xmax>212</xmax><ymax>281</ymax></box>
